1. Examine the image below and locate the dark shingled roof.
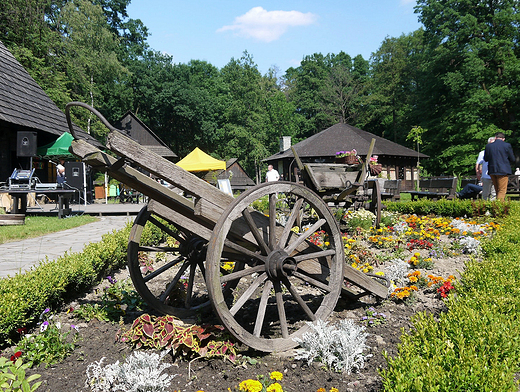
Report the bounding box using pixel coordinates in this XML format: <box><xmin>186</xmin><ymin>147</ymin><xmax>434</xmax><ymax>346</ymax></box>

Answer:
<box><xmin>265</xmin><ymin>123</ymin><xmax>428</xmax><ymax>161</ymax></box>
<box><xmin>115</xmin><ymin>111</ymin><xmax>177</xmax><ymax>159</ymax></box>
<box><xmin>0</xmin><ymin>40</ymin><xmax>101</xmax><ymax>147</ymax></box>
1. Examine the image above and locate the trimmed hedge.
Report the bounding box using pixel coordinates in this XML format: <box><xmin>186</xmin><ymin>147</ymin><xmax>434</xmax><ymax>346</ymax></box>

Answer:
<box><xmin>386</xmin><ymin>198</ymin><xmax>510</xmax><ymax>218</ymax></box>
<box><xmin>381</xmin><ymin>202</ymin><xmax>520</xmax><ymax>391</ymax></box>
<box><xmin>0</xmin><ymin>221</ymin><xmax>164</xmax><ymax>345</ymax></box>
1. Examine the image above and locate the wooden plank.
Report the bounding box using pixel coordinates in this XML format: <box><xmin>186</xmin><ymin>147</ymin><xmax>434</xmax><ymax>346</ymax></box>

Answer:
<box><xmin>147</xmin><ymin>199</ymin><xmax>215</xmax><ymax>241</ymax></box>
<box><xmin>70</xmin><ymin>139</ymin><xmax>206</xmax><ymax>221</ymax></box>
<box><xmin>106</xmin><ymin>131</ymin><xmax>233</xmax><ymax>211</ymax></box>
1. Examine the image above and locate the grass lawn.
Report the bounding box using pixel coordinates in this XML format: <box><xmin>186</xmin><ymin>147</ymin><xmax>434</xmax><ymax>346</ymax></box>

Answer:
<box><xmin>0</xmin><ymin>215</ymin><xmax>98</xmax><ymax>244</ymax></box>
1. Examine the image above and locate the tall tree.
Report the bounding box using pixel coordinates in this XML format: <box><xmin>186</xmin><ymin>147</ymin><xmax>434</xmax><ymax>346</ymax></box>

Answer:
<box><xmin>58</xmin><ymin>0</ymin><xmax>127</xmax><ymax>136</ymax></box>
<box><xmin>415</xmin><ymin>0</ymin><xmax>520</xmax><ymax>174</ymax></box>
<box><xmin>216</xmin><ymin>52</ymin><xmax>272</xmax><ymax>176</ymax></box>
<box><xmin>366</xmin><ymin>31</ymin><xmax>424</xmax><ymax>145</ymax></box>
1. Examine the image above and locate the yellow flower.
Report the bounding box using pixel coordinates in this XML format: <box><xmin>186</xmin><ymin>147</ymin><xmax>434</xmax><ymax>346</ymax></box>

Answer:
<box><xmin>330</xmin><ymin>388</ymin><xmax>339</xmax><ymax>392</ymax></box>
<box><xmin>267</xmin><ymin>383</ymin><xmax>283</xmax><ymax>392</ymax></box>
<box><xmin>270</xmin><ymin>371</ymin><xmax>283</xmax><ymax>381</ymax></box>
<box><xmin>317</xmin><ymin>389</ymin><xmax>326</xmax><ymax>392</ymax></box>
<box><xmin>239</xmin><ymin>380</ymin><xmax>263</xmax><ymax>392</ymax></box>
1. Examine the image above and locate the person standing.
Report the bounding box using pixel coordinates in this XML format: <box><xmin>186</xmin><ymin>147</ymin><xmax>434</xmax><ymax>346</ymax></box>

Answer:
<box><xmin>56</xmin><ymin>158</ymin><xmax>66</xmax><ymax>185</ymax></box>
<box><xmin>476</xmin><ymin>136</ymin><xmax>495</xmax><ymax>200</ymax></box>
<box><xmin>265</xmin><ymin>164</ymin><xmax>280</xmax><ymax>182</ymax></box>
<box><xmin>484</xmin><ymin>132</ymin><xmax>515</xmax><ymax>201</ymax></box>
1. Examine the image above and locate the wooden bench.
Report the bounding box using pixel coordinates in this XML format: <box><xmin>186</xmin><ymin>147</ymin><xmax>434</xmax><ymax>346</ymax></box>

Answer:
<box><xmin>507</xmin><ymin>175</ymin><xmax>520</xmax><ymax>196</ymax></box>
<box><xmin>380</xmin><ymin>179</ymin><xmax>401</xmax><ymax>202</ymax></box>
<box><xmin>407</xmin><ymin>177</ymin><xmax>458</xmax><ymax>201</ymax></box>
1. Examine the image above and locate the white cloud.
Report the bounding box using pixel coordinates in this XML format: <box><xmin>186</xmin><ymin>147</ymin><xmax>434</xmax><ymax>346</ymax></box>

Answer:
<box><xmin>217</xmin><ymin>7</ymin><xmax>317</xmax><ymax>42</ymax></box>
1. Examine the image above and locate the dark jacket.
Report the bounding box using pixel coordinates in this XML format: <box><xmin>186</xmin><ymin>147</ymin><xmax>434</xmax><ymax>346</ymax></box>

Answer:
<box><xmin>484</xmin><ymin>139</ymin><xmax>515</xmax><ymax>175</ymax></box>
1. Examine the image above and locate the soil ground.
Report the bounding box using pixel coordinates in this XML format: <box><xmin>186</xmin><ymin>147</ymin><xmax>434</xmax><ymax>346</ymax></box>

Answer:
<box><xmin>16</xmin><ymin>241</ymin><xmax>467</xmax><ymax>392</ymax></box>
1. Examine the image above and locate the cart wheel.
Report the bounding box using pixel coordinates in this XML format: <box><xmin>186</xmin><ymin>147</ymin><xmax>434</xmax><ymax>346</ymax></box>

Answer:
<box><xmin>206</xmin><ymin>182</ymin><xmax>345</xmax><ymax>352</ymax></box>
<box><xmin>127</xmin><ymin>204</ymin><xmax>213</xmax><ymax>317</ymax></box>
<box><xmin>367</xmin><ymin>179</ymin><xmax>382</xmax><ymax>228</ymax></box>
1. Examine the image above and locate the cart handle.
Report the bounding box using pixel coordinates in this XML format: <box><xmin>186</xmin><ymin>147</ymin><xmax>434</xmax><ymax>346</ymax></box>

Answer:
<box><xmin>65</xmin><ymin>101</ymin><xmax>118</xmax><ymax>140</ymax></box>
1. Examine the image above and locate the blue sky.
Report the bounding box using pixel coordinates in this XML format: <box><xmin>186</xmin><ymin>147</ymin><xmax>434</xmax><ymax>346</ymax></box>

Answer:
<box><xmin>126</xmin><ymin>0</ymin><xmax>422</xmax><ymax>75</ymax></box>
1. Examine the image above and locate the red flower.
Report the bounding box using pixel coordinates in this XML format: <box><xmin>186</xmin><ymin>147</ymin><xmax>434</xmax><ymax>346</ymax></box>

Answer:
<box><xmin>437</xmin><ymin>281</ymin><xmax>454</xmax><ymax>298</ymax></box>
<box><xmin>10</xmin><ymin>351</ymin><xmax>22</xmax><ymax>362</ymax></box>
<box><xmin>16</xmin><ymin>327</ymin><xmax>26</xmax><ymax>335</ymax></box>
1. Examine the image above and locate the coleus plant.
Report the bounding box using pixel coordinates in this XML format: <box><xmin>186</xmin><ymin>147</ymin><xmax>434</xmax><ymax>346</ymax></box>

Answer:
<box><xmin>117</xmin><ymin>314</ymin><xmax>237</xmax><ymax>362</ymax></box>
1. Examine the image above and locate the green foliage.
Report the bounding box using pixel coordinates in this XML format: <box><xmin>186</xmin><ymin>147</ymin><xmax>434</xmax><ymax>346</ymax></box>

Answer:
<box><xmin>0</xmin><ymin>357</ymin><xmax>41</xmax><ymax>392</ymax></box>
<box><xmin>15</xmin><ymin>315</ymin><xmax>79</xmax><ymax>368</ymax></box>
<box><xmin>385</xmin><ymin>199</ymin><xmax>510</xmax><ymax>218</ymax></box>
<box><xmin>380</xmin><ymin>203</ymin><xmax>520</xmax><ymax>391</ymax></box>
<box><xmin>118</xmin><ymin>314</ymin><xmax>237</xmax><ymax>362</ymax></box>
<box><xmin>73</xmin><ymin>278</ymin><xmax>145</xmax><ymax>323</ymax></box>
<box><xmin>344</xmin><ymin>209</ymin><xmax>376</xmax><ymax>232</ymax></box>
<box><xmin>0</xmin><ymin>221</ymin><xmax>163</xmax><ymax>346</ymax></box>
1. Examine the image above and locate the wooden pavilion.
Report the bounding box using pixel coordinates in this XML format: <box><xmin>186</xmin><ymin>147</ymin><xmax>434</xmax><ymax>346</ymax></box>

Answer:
<box><xmin>264</xmin><ymin>123</ymin><xmax>428</xmax><ymax>190</ymax></box>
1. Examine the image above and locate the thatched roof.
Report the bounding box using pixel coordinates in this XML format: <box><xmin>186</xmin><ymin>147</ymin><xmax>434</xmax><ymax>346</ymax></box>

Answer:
<box><xmin>0</xmin><ymin>40</ymin><xmax>101</xmax><ymax>147</ymax></box>
<box><xmin>265</xmin><ymin>123</ymin><xmax>428</xmax><ymax>161</ymax></box>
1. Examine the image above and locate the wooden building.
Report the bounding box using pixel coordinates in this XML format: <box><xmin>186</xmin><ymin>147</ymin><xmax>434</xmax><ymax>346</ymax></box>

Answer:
<box><xmin>264</xmin><ymin>123</ymin><xmax>429</xmax><ymax>190</ymax></box>
<box><xmin>114</xmin><ymin>112</ymin><xmax>177</xmax><ymax>161</ymax></box>
<box><xmin>0</xmin><ymin>40</ymin><xmax>100</xmax><ymax>184</ymax></box>
<box><xmin>218</xmin><ymin>158</ymin><xmax>256</xmax><ymax>192</ymax></box>
<box><xmin>201</xmin><ymin>158</ymin><xmax>256</xmax><ymax>193</ymax></box>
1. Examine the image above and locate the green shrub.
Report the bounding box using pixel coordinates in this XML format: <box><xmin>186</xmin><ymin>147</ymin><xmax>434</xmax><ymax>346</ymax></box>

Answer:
<box><xmin>386</xmin><ymin>198</ymin><xmax>511</xmax><ymax>218</ymax></box>
<box><xmin>380</xmin><ymin>203</ymin><xmax>520</xmax><ymax>391</ymax></box>
<box><xmin>0</xmin><ymin>357</ymin><xmax>41</xmax><ymax>392</ymax></box>
<box><xmin>0</xmin><ymin>221</ymin><xmax>165</xmax><ymax>346</ymax></box>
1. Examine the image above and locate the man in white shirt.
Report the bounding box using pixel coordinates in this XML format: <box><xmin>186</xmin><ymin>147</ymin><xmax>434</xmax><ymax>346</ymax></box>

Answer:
<box><xmin>476</xmin><ymin>136</ymin><xmax>495</xmax><ymax>200</ymax></box>
<box><xmin>56</xmin><ymin>158</ymin><xmax>66</xmax><ymax>185</ymax></box>
<box><xmin>265</xmin><ymin>164</ymin><xmax>280</xmax><ymax>182</ymax></box>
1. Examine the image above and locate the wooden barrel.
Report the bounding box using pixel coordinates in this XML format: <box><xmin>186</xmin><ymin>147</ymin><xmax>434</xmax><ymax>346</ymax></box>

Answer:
<box><xmin>0</xmin><ymin>214</ymin><xmax>25</xmax><ymax>225</ymax></box>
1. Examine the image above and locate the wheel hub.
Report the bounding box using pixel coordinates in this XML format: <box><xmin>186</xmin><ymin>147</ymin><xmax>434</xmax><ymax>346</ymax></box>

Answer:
<box><xmin>266</xmin><ymin>249</ymin><xmax>297</xmax><ymax>279</ymax></box>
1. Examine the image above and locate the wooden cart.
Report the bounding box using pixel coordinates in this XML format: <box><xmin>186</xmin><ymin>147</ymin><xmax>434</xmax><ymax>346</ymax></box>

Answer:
<box><xmin>291</xmin><ymin>142</ymin><xmax>383</xmax><ymax>228</ymax></box>
<box><xmin>65</xmin><ymin>102</ymin><xmax>388</xmax><ymax>352</ymax></box>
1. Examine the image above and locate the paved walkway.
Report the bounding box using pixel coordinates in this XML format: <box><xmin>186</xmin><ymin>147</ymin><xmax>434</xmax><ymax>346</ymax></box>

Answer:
<box><xmin>0</xmin><ymin>215</ymin><xmax>135</xmax><ymax>279</ymax></box>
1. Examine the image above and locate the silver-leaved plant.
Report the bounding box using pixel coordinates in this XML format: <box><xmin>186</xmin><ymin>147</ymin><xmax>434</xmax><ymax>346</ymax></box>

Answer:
<box><xmin>292</xmin><ymin>319</ymin><xmax>369</xmax><ymax>374</ymax></box>
<box><xmin>85</xmin><ymin>350</ymin><xmax>177</xmax><ymax>392</ymax></box>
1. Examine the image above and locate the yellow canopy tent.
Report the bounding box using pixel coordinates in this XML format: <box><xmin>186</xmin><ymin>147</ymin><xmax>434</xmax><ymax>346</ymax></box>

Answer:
<box><xmin>176</xmin><ymin>147</ymin><xmax>226</xmax><ymax>172</ymax></box>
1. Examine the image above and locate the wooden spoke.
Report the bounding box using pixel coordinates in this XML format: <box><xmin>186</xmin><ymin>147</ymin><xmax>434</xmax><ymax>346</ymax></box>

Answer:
<box><xmin>159</xmin><ymin>259</ymin><xmax>191</xmax><ymax>303</ymax></box>
<box><xmin>273</xmin><ymin>280</ymin><xmax>288</xmax><ymax>339</ymax></box>
<box><xmin>229</xmin><ymin>272</ymin><xmax>268</xmax><ymax>316</ymax></box>
<box><xmin>138</xmin><ymin>246</ymin><xmax>179</xmax><ymax>252</ymax></box>
<box><xmin>269</xmin><ymin>193</ymin><xmax>277</xmax><ymax>249</ymax></box>
<box><xmin>285</xmin><ymin>218</ymin><xmax>326</xmax><ymax>254</ymax></box>
<box><xmin>292</xmin><ymin>249</ymin><xmax>336</xmax><ymax>263</ymax></box>
<box><xmin>143</xmin><ymin>255</ymin><xmax>185</xmax><ymax>283</ymax></box>
<box><xmin>223</xmin><ymin>239</ymin><xmax>267</xmax><ymax>263</ymax></box>
<box><xmin>242</xmin><ymin>208</ymin><xmax>270</xmax><ymax>255</ymax></box>
<box><xmin>148</xmin><ymin>215</ymin><xmax>184</xmax><ymax>243</ymax></box>
<box><xmin>253</xmin><ymin>280</ymin><xmax>273</xmax><ymax>337</ymax></box>
<box><xmin>277</xmin><ymin>197</ymin><xmax>304</xmax><ymax>249</ymax></box>
<box><xmin>292</xmin><ymin>270</ymin><xmax>332</xmax><ymax>292</ymax></box>
<box><xmin>220</xmin><ymin>264</ymin><xmax>265</xmax><ymax>283</ymax></box>
<box><xmin>282</xmin><ymin>277</ymin><xmax>316</xmax><ymax>321</ymax></box>
<box><xmin>185</xmin><ymin>261</ymin><xmax>197</xmax><ymax>308</ymax></box>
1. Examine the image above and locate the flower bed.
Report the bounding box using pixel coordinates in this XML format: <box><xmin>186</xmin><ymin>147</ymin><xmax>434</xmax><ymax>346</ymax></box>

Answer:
<box><xmin>0</xmin><ymin>201</ymin><xmax>516</xmax><ymax>391</ymax></box>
